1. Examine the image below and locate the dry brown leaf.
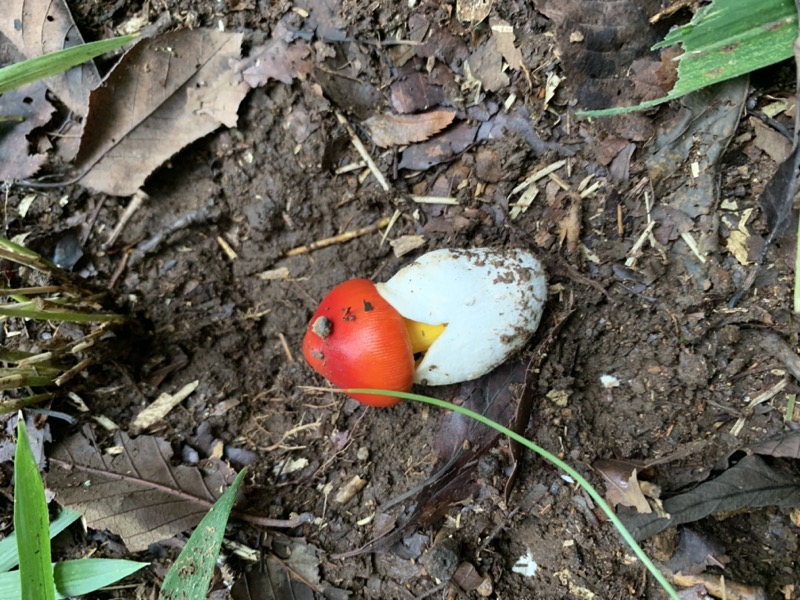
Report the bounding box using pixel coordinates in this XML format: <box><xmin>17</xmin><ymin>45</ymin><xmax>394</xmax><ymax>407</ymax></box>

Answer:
<box><xmin>456</xmin><ymin>0</ymin><xmax>494</xmax><ymax>24</ymax></box>
<box><xmin>557</xmin><ymin>195</ymin><xmax>581</xmax><ymax>254</ymax></box>
<box><xmin>2</xmin><ymin>0</ymin><xmax>100</xmax><ymax>116</ymax></box>
<box><xmin>0</xmin><ymin>83</ymin><xmax>55</xmax><ymax>180</ymax></box>
<box><xmin>750</xmin><ymin>117</ymin><xmax>792</xmax><ymax>163</ymax></box>
<box><xmin>398</xmin><ymin>122</ymin><xmax>478</xmax><ymax>171</ymax></box>
<box><xmin>753</xmin><ymin>430</ymin><xmax>800</xmax><ymax>459</ymax></box>
<box><xmin>489</xmin><ymin>18</ymin><xmax>523</xmax><ymax>71</ymax></box>
<box><xmin>239</xmin><ymin>36</ymin><xmax>313</xmax><ymax>87</ymax></box>
<box><xmin>364</xmin><ymin>110</ymin><xmax>456</xmax><ymax>148</ymax></box>
<box><xmin>74</xmin><ymin>29</ymin><xmax>248</xmax><ymax>196</ymax></box>
<box><xmin>466</xmin><ymin>39</ymin><xmax>509</xmax><ymax>93</ymax></box>
<box><xmin>48</xmin><ymin>425</ymin><xmax>237</xmax><ymax>552</ymax></box>
<box><xmin>594</xmin><ymin>459</ymin><xmax>652</xmax><ymax>514</ymax></box>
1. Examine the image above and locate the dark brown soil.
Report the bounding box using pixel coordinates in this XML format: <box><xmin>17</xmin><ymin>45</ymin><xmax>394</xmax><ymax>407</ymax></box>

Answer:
<box><xmin>4</xmin><ymin>0</ymin><xmax>800</xmax><ymax>598</ymax></box>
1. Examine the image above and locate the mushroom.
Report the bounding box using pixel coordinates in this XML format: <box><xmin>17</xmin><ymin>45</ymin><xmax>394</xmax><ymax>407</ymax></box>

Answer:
<box><xmin>303</xmin><ymin>248</ymin><xmax>547</xmax><ymax>406</ymax></box>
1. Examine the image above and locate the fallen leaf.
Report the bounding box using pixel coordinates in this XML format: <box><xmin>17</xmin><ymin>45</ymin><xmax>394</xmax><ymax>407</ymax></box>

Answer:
<box><xmin>619</xmin><ymin>454</ymin><xmax>800</xmax><ymax>541</ymax></box>
<box><xmin>74</xmin><ymin>29</ymin><xmax>249</xmax><ymax>196</ymax></box>
<box><xmin>466</xmin><ymin>39</ymin><xmax>508</xmax><ymax>93</ymax></box>
<box><xmin>398</xmin><ymin>122</ymin><xmax>478</xmax><ymax>171</ymax></box>
<box><xmin>629</xmin><ymin>58</ymin><xmax>672</xmax><ymax>102</ymax></box>
<box><xmin>594</xmin><ymin>459</ymin><xmax>652</xmax><ymax>514</ymax></box>
<box><xmin>295</xmin><ymin>0</ymin><xmax>347</xmax><ymax>42</ymax></box>
<box><xmin>0</xmin><ymin>83</ymin><xmax>55</xmax><ymax>180</ymax></box>
<box><xmin>390</xmin><ymin>72</ymin><xmax>446</xmax><ymax>114</ymax></box>
<box><xmin>364</xmin><ymin>110</ymin><xmax>456</xmax><ymax>148</ymax></box>
<box><xmin>750</xmin><ymin>116</ymin><xmax>792</xmax><ymax>163</ymax></box>
<box><xmin>313</xmin><ymin>66</ymin><xmax>382</xmax><ymax>120</ymax></box>
<box><xmin>489</xmin><ymin>18</ymin><xmax>523</xmax><ymax>70</ymax></box>
<box><xmin>664</xmin><ymin>528</ymin><xmax>729</xmax><ymax>576</ymax></box>
<box><xmin>231</xmin><ymin>538</ymin><xmax>349</xmax><ymax>600</ymax></box>
<box><xmin>752</xmin><ymin>430</ymin><xmax>800</xmax><ymax>459</ymax></box>
<box><xmin>2</xmin><ymin>0</ymin><xmax>100</xmax><ymax>115</ymax></box>
<box><xmin>456</xmin><ymin>0</ymin><xmax>494</xmax><ymax>24</ymax></box>
<box><xmin>48</xmin><ymin>425</ymin><xmax>237</xmax><ymax>552</ymax></box>
<box><xmin>239</xmin><ymin>38</ymin><xmax>313</xmax><ymax>88</ymax></box>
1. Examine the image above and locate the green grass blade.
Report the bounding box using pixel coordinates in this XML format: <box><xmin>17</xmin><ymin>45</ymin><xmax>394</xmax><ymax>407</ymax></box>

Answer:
<box><xmin>0</xmin><ymin>35</ymin><xmax>137</xmax><ymax>95</ymax></box>
<box><xmin>0</xmin><ymin>559</ymin><xmax>147</xmax><ymax>599</ymax></box>
<box><xmin>0</xmin><ymin>394</ymin><xmax>56</xmax><ymax>414</ymax></box>
<box><xmin>0</xmin><ymin>305</ymin><xmax>123</xmax><ymax>323</ymax></box>
<box><xmin>14</xmin><ymin>416</ymin><xmax>55</xmax><ymax>600</ymax></box>
<box><xmin>578</xmin><ymin>0</ymin><xmax>798</xmax><ymax>117</ymax></box>
<box><xmin>158</xmin><ymin>468</ymin><xmax>248</xmax><ymax>600</ymax></box>
<box><xmin>54</xmin><ymin>558</ymin><xmax>148</xmax><ymax>598</ymax></box>
<box><xmin>0</xmin><ymin>509</ymin><xmax>81</xmax><ymax>573</ymax></box>
<box><xmin>347</xmin><ymin>388</ymin><xmax>680</xmax><ymax>600</ymax></box>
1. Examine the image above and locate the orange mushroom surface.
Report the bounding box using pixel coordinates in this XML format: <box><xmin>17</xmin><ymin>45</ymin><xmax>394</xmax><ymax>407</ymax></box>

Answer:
<box><xmin>302</xmin><ymin>278</ymin><xmax>414</xmax><ymax>407</ymax></box>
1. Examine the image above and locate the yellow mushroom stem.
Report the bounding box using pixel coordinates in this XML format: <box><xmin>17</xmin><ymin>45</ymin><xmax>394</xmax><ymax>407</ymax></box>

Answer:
<box><xmin>403</xmin><ymin>318</ymin><xmax>447</xmax><ymax>354</ymax></box>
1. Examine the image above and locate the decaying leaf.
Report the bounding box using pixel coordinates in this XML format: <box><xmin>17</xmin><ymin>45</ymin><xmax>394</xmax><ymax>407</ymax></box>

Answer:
<box><xmin>750</xmin><ymin>116</ymin><xmax>792</xmax><ymax>163</ymax></box>
<box><xmin>619</xmin><ymin>454</ymin><xmax>800</xmax><ymax>541</ymax></box>
<box><xmin>532</xmin><ymin>0</ymin><xmax>661</xmax><ymax>112</ymax></box>
<box><xmin>0</xmin><ymin>83</ymin><xmax>55</xmax><ymax>181</ymax></box>
<box><xmin>489</xmin><ymin>18</ymin><xmax>523</xmax><ymax>71</ymax></box>
<box><xmin>752</xmin><ymin>430</ymin><xmax>800</xmax><ymax>459</ymax></box>
<box><xmin>74</xmin><ymin>29</ymin><xmax>249</xmax><ymax>196</ymax></box>
<box><xmin>456</xmin><ymin>0</ymin><xmax>494</xmax><ymax>24</ymax></box>
<box><xmin>466</xmin><ymin>38</ymin><xmax>509</xmax><ymax>93</ymax></box>
<box><xmin>239</xmin><ymin>35</ymin><xmax>313</xmax><ymax>88</ymax></box>
<box><xmin>594</xmin><ymin>459</ymin><xmax>652</xmax><ymax>514</ymax></box>
<box><xmin>231</xmin><ymin>538</ymin><xmax>349</xmax><ymax>600</ymax></box>
<box><xmin>313</xmin><ymin>67</ymin><xmax>382</xmax><ymax>120</ymax></box>
<box><xmin>398</xmin><ymin>122</ymin><xmax>478</xmax><ymax>171</ymax></box>
<box><xmin>364</xmin><ymin>110</ymin><xmax>456</xmax><ymax>148</ymax></box>
<box><xmin>664</xmin><ymin>528</ymin><xmax>729</xmax><ymax>576</ymax></box>
<box><xmin>47</xmin><ymin>425</ymin><xmax>237</xmax><ymax>552</ymax></box>
<box><xmin>2</xmin><ymin>0</ymin><xmax>101</xmax><ymax>115</ymax></box>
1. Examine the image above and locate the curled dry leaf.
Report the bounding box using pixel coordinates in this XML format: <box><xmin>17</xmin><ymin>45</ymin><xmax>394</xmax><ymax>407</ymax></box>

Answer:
<box><xmin>364</xmin><ymin>110</ymin><xmax>457</xmax><ymax>148</ymax></box>
<box><xmin>594</xmin><ymin>458</ymin><xmax>652</xmax><ymax>514</ymax></box>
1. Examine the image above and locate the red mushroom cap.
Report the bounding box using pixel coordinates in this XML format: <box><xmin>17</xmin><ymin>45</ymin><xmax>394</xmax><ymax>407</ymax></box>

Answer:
<box><xmin>302</xmin><ymin>278</ymin><xmax>414</xmax><ymax>407</ymax></box>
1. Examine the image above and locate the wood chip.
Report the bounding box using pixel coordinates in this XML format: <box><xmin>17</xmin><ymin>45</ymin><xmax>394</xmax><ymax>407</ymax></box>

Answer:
<box><xmin>130</xmin><ymin>380</ymin><xmax>200</xmax><ymax>434</ymax></box>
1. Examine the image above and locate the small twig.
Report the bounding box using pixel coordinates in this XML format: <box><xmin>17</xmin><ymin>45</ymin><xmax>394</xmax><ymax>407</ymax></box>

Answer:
<box><xmin>277</xmin><ymin>332</ymin><xmax>294</xmax><ymax>362</ymax></box>
<box><xmin>105</xmin><ymin>190</ymin><xmax>148</xmax><ymax>248</ymax></box>
<box><xmin>335</xmin><ymin>110</ymin><xmax>389</xmax><ymax>191</ymax></box>
<box><xmin>128</xmin><ymin>206</ymin><xmax>222</xmax><ymax>267</ymax></box>
<box><xmin>409</xmin><ymin>195</ymin><xmax>459</xmax><ymax>205</ymax></box>
<box><xmin>730</xmin><ymin>378</ymin><xmax>788</xmax><ymax>436</ymax></box>
<box><xmin>284</xmin><ymin>217</ymin><xmax>391</xmax><ymax>257</ymax></box>
<box><xmin>625</xmin><ymin>221</ymin><xmax>656</xmax><ymax>268</ymax></box>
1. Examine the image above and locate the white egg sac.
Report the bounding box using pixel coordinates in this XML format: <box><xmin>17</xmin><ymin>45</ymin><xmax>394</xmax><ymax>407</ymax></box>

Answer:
<box><xmin>375</xmin><ymin>248</ymin><xmax>547</xmax><ymax>385</ymax></box>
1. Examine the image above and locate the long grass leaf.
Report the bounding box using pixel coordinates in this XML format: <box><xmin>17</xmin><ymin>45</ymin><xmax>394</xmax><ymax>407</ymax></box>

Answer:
<box><xmin>0</xmin><ymin>36</ymin><xmax>137</xmax><ymax>95</ymax></box>
<box><xmin>0</xmin><ymin>558</ymin><xmax>147</xmax><ymax>599</ymax></box>
<box><xmin>14</xmin><ymin>416</ymin><xmax>55</xmax><ymax>600</ymax></box>
<box><xmin>579</xmin><ymin>0</ymin><xmax>798</xmax><ymax>117</ymax></box>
